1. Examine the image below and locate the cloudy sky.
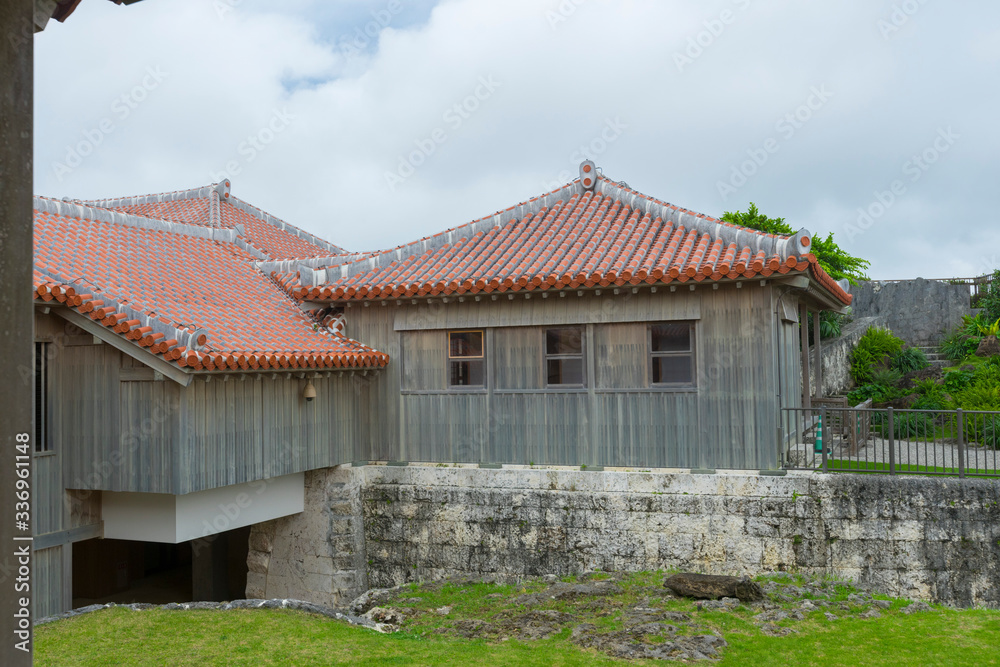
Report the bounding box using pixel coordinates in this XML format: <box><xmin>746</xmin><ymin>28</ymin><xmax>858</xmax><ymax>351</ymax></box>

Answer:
<box><xmin>35</xmin><ymin>0</ymin><xmax>1000</xmax><ymax>279</ymax></box>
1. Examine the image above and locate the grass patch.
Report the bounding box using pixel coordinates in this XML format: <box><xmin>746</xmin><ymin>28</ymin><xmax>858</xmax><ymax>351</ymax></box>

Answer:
<box><xmin>36</xmin><ymin>572</ymin><xmax>1000</xmax><ymax>666</ymax></box>
<box><xmin>824</xmin><ymin>459</ymin><xmax>1000</xmax><ymax>478</ymax></box>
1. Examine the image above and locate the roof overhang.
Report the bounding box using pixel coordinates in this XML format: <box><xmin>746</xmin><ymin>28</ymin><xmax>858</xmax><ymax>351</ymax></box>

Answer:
<box><xmin>52</xmin><ymin>305</ymin><xmax>193</xmax><ymax>386</ymax></box>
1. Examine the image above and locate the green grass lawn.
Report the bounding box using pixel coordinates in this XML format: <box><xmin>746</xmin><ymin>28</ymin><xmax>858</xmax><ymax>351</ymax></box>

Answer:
<box><xmin>824</xmin><ymin>458</ymin><xmax>999</xmax><ymax>478</ymax></box>
<box><xmin>35</xmin><ymin>573</ymin><xmax>1000</xmax><ymax>666</ymax></box>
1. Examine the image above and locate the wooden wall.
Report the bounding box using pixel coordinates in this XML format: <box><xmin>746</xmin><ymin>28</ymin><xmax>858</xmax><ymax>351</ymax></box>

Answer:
<box><xmin>355</xmin><ymin>283</ymin><xmax>796</xmax><ymax>470</ymax></box>
<box><xmin>176</xmin><ymin>372</ymin><xmax>370</xmax><ymax>495</ymax></box>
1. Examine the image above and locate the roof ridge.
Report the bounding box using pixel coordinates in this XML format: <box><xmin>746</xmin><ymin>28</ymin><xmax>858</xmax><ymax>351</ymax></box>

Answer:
<box><xmin>75</xmin><ymin>180</ymin><xmax>232</xmax><ymax>209</ymax></box>
<box><xmin>226</xmin><ymin>195</ymin><xmax>347</xmax><ymax>256</ymax></box>
<box><xmin>34</xmin><ymin>195</ymin><xmax>247</xmax><ymax>243</ymax></box>
<box><xmin>592</xmin><ymin>177</ymin><xmax>813</xmax><ymax>262</ymax></box>
<box><xmin>301</xmin><ymin>179</ymin><xmax>582</xmax><ymax>288</ymax></box>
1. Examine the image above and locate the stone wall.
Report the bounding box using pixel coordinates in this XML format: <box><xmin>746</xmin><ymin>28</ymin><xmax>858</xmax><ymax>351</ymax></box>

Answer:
<box><xmin>851</xmin><ymin>278</ymin><xmax>972</xmax><ymax>346</ymax></box>
<box><xmin>809</xmin><ymin>315</ymin><xmax>887</xmax><ymax>397</ymax></box>
<box><xmin>246</xmin><ymin>467</ymin><xmax>368</xmax><ymax>607</ymax></box>
<box><xmin>250</xmin><ymin>464</ymin><xmax>1000</xmax><ymax>608</ymax></box>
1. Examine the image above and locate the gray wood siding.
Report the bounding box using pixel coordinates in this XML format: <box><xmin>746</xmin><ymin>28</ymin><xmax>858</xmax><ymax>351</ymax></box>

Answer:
<box><xmin>401</xmin><ymin>330</ymin><xmax>446</xmax><ymax>391</ymax></box>
<box><xmin>177</xmin><ymin>373</ymin><xmax>369</xmax><ymax>495</ymax></box>
<box><xmin>493</xmin><ymin>327</ymin><xmax>543</xmax><ymax>390</ymax></box>
<box><xmin>34</xmin><ymin>454</ymin><xmax>62</xmax><ymax>536</ymax></box>
<box><xmin>346</xmin><ymin>303</ymin><xmax>400</xmax><ymax>461</ymax></box>
<box><xmin>393</xmin><ymin>290</ymin><xmax>701</xmax><ymax>330</ymax></box>
<box><xmin>33</xmin><ymin>546</ymin><xmax>66</xmax><ymax>619</ymax></box>
<box><xmin>369</xmin><ymin>284</ymin><xmax>786</xmax><ymax>470</ymax></box>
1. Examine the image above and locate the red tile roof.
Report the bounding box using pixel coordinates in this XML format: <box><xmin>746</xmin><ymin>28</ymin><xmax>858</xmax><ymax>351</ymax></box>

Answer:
<box><xmin>281</xmin><ymin>164</ymin><xmax>851</xmax><ymax>306</ymax></box>
<box><xmin>78</xmin><ymin>181</ymin><xmax>346</xmax><ymax>260</ymax></box>
<box><xmin>33</xmin><ymin>191</ymin><xmax>387</xmax><ymax>373</ymax></box>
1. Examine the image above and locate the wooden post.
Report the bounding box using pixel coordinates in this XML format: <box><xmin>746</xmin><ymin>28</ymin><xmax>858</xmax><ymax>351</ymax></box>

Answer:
<box><xmin>0</xmin><ymin>2</ymin><xmax>35</xmax><ymax>662</ymax></box>
<box><xmin>800</xmin><ymin>303</ymin><xmax>811</xmax><ymax>409</ymax></box>
<box><xmin>813</xmin><ymin>311</ymin><xmax>823</xmax><ymax>399</ymax></box>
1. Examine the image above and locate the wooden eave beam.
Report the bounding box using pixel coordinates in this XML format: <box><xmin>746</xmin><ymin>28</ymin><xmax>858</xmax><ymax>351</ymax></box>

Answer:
<box><xmin>54</xmin><ymin>306</ymin><xmax>193</xmax><ymax>386</ymax></box>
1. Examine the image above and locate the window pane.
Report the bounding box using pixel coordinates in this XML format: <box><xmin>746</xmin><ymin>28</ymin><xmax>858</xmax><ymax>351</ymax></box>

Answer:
<box><xmin>547</xmin><ymin>358</ymin><xmax>584</xmax><ymax>386</ymax></box>
<box><xmin>651</xmin><ymin>324</ymin><xmax>690</xmax><ymax>353</ymax></box>
<box><xmin>546</xmin><ymin>328</ymin><xmax>582</xmax><ymax>355</ymax></box>
<box><xmin>652</xmin><ymin>355</ymin><xmax>692</xmax><ymax>384</ymax></box>
<box><xmin>449</xmin><ymin>359</ymin><xmax>485</xmax><ymax>386</ymax></box>
<box><xmin>449</xmin><ymin>331</ymin><xmax>483</xmax><ymax>358</ymax></box>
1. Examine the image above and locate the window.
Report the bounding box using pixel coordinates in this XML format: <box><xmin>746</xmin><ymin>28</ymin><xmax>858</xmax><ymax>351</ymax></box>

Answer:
<box><xmin>448</xmin><ymin>330</ymin><xmax>485</xmax><ymax>387</ymax></box>
<box><xmin>34</xmin><ymin>342</ymin><xmax>52</xmax><ymax>453</ymax></box>
<box><xmin>546</xmin><ymin>327</ymin><xmax>585</xmax><ymax>386</ymax></box>
<box><xmin>650</xmin><ymin>323</ymin><xmax>695</xmax><ymax>386</ymax></box>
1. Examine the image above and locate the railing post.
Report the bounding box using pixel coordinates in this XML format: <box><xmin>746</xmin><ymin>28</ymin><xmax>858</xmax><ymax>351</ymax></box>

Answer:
<box><xmin>887</xmin><ymin>407</ymin><xmax>895</xmax><ymax>475</ymax></box>
<box><xmin>956</xmin><ymin>409</ymin><xmax>965</xmax><ymax>479</ymax></box>
<box><xmin>820</xmin><ymin>408</ymin><xmax>828</xmax><ymax>473</ymax></box>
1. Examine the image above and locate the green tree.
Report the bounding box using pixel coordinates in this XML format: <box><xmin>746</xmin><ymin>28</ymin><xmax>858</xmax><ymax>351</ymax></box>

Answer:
<box><xmin>721</xmin><ymin>203</ymin><xmax>870</xmax><ymax>284</ymax></box>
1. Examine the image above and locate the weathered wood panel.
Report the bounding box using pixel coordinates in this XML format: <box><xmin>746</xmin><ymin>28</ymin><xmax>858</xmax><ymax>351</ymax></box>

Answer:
<box><xmin>177</xmin><ymin>373</ymin><xmax>368</xmax><ymax>495</ymax></box>
<box><xmin>33</xmin><ymin>545</ymin><xmax>65</xmax><ymax>619</ymax></box>
<box><xmin>393</xmin><ymin>290</ymin><xmax>701</xmax><ymax>330</ymax></box>
<box><xmin>346</xmin><ymin>303</ymin><xmax>400</xmax><ymax>461</ymax></box>
<box><xmin>363</xmin><ymin>284</ymin><xmax>787</xmax><ymax>470</ymax></box>
<box><xmin>493</xmin><ymin>327</ymin><xmax>542</xmax><ymax>390</ymax></box>
<box><xmin>33</xmin><ymin>454</ymin><xmax>62</xmax><ymax>536</ymax></box>
<box><xmin>594</xmin><ymin>323</ymin><xmax>648</xmax><ymax>389</ymax></box>
<box><xmin>401</xmin><ymin>330</ymin><xmax>446</xmax><ymax>391</ymax></box>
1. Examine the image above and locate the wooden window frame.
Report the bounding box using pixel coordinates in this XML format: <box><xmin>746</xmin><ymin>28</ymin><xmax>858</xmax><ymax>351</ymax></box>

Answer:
<box><xmin>648</xmin><ymin>322</ymin><xmax>696</xmax><ymax>388</ymax></box>
<box><xmin>544</xmin><ymin>326</ymin><xmax>586</xmax><ymax>388</ymax></box>
<box><xmin>446</xmin><ymin>329</ymin><xmax>486</xmax><ymax>389</ymax></box>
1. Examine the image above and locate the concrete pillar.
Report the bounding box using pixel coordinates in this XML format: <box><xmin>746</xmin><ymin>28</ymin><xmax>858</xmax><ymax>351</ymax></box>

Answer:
<box><xmin>1</xmin><ymin>2</ymin><xmax>35</xmax><ymax>663</ymax></box>
<box><xmin>192</xmin><ymin>537</ymin><xmax>229</xmax><ymax>602</ymax></box>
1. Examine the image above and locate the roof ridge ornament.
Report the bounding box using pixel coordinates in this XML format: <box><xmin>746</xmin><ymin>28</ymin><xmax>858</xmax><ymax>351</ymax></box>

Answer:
<box><xmin>580</xmin><ymin>160</ymin><xmax>597</xmax><ymax>191</ymax></box>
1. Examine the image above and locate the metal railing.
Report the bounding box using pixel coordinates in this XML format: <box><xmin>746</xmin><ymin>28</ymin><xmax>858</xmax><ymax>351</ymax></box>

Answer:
<box><xmin>782</xmin><ymin>405</ymin><xmax>1000</xmax><ymax>477</ymax></box>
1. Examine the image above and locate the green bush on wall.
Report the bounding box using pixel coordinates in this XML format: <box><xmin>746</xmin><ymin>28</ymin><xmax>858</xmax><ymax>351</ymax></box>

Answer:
<box><xmin>849</xmin><ymin>326</ymin><xmax>905</xmax><ymax>386</ymax></box>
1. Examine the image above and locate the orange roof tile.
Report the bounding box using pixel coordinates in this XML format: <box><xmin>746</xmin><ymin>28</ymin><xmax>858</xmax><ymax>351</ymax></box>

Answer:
<box><xmin>32</xmin><ymin>191</ymin><xmax>387</xmax><ymax>373</ymax></box>
<box><xmin>288</xmin><ymin>164</ymin><xmax>851</xmax><ymax>306</ymax></box>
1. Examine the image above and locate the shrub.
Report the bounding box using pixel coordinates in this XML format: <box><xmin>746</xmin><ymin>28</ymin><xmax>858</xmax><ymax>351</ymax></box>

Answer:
<box><xmin>943</xmin><ymin>369</ymin><xmax>974</xmax><ymax>392</ymax></box>
<box><xmin>912</xmin><ymin>379</ymin><xmax>948</xmax><ymax>411</ymax></box>
<box><xmin>939</xmin><ymin>314</ymin><xmax>985</xmax><ymax>361</ymax></box>
<box><xmin>870</xmin><ymin>367</ymin><xmax>904</xmax><ymax>388</ymax></box>
<box><xmin>978</xmin><ymin>270</ymin><xmax>1000</xmax><ymax>324</ymax></box>
<box><xmin>890</xmin><ymin>347</ymin><xmax>928</xmax><ymax>374</ymax></box>
<box><xmin>850</xmin><ymin>326</ymin><xmax>904</xmax><ymax>385</ymax></box>
<box><xmin>952</xmin><ymin>384</ymin><xmax>1000</xmax><ymax>412</ymax></box>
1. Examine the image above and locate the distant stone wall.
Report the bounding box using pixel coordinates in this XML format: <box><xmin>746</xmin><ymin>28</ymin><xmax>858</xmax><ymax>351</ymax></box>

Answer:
<box><xmin>851</xmin><ymin>278</ymin><xmax>972</xmax><ymax>346</ymax></box>
<box><xmin>250</xmin><ymin>465</ymin><xmax>1000</xmax><ymax>608</ymax></box>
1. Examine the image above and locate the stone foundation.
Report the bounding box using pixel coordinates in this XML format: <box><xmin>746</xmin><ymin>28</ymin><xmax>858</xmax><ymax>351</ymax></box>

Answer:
<box><xmin>249</xmin><ymin>465</ymin><xmax>1000</xmax><ymax>608</ymax></box>
<box><xmin>246</xmin><ymin>467</ymin><xmax>368</xmax><ymax>607</ymax></box>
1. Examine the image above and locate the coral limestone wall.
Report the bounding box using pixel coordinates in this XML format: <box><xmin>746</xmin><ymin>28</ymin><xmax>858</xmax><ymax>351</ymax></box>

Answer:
<box><xmin>249</xmin><ymin>465</ymin><xmax>1000</xmax><ymax>608</ymax></box>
